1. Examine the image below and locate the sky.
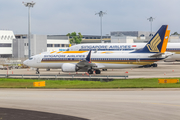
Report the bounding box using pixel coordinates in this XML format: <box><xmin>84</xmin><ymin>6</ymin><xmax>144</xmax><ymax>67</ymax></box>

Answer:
<box><xmin>0</xmin><ymin>0</ymin><xmax>180</xmax><ymax>35</ymax></box>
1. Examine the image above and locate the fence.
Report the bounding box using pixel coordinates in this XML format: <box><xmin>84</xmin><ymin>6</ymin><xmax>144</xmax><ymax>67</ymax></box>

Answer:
<box><xmin>0</xmin><ymin>74</ymin><xmax>128</xmax><ymax>80</ymax></box>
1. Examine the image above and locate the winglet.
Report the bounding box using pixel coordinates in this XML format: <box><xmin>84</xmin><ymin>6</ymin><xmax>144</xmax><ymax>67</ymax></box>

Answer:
<box><xmin>86</xmin><ymin>50</ymin><xmax>91</xmax><ymax>63</ymax></box>
<box><xmin>133</xmin><ymin>25</ymin><xmax>169</xmax><ymax>53</ymax></box>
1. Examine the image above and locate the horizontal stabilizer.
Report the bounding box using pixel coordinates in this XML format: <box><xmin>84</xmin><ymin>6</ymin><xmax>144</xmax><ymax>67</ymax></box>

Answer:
<box><xmin>149</xmin><ymin>53</ymin><xmax>163</xmax><ymax>57</ymax></box>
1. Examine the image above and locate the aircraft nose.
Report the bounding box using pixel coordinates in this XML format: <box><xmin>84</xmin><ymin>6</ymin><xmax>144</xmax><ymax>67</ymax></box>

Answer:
<box><xmin>23</xmin><ymin>60</ymin><xmax>28</xmax><ymax>66</ymax></box>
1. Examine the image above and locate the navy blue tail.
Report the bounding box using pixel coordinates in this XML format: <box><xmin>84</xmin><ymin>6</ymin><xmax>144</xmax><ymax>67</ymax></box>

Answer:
<box><xmin>133</xmin><ymin>25</ymin><xmax>168</xmax><ymax>53</ymax></box>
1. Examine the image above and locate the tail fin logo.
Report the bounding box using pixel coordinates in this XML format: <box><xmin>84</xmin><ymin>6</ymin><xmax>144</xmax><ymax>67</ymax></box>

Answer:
<box><xmin>147</xmin><ymin>33</ymin><xmax>161</xmax><ymax>52</ymax></box>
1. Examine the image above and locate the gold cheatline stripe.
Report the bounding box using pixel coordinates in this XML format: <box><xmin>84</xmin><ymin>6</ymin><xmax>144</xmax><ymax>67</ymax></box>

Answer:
<box><xmin>57</xmin><ymin>51</ymin><xmax>62</xmax><ymax>53</ymax></box>
<box><xmin>167</xmin><ymin>51</ymin><xmax>180</xmax><ymax>54</ymax></box>
<box><xmin>50</xmin><ymin>51</ymin><xmax>56</xmax><ymax>54</ymax></box>
<box><xmin>41</xmin><ymin>61</ymin><xmax>155</xmax><ymax>65</ymax></box>
<box><xmin>101</xmin><ymin>52</ymin><xmax>114</xmax><ymax>54</ymax></box>
<box><xmin>61</xmin><ymin>51</ymin><xmax>87</xmax><ymax>53</ymax></box>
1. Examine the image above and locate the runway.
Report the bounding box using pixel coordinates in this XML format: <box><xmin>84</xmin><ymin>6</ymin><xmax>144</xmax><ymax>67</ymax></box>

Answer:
<box><xmin>1</xmin><ymin>89</ymin><xmax>180</xmax><ymax>120</ymax></box>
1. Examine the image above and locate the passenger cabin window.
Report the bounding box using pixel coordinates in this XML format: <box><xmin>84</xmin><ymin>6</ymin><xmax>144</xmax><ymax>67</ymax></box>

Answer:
<box><xmin>29</xmin><ymin>57</ymin><xmax>33</xmax><ymax>60</ymax></box>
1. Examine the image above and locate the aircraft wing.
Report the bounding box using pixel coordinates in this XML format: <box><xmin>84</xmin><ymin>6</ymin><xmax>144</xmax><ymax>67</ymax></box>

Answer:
<box><xmin>76</xmin><ymin>60</ymin><xmax>97</xmax><ymax>68</ymax></box>
<box><xmin>76</xmin><ymin>50</ymin><xmax>97</xmax><ymax>68</ymax></box>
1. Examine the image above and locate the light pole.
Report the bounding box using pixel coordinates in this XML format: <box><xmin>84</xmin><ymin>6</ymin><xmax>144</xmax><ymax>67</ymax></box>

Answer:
<box><xmin>95</xmin><ymin>11</ymin><xmax>107</xmax><ymax>43</ymax></box>
<box><xmin>23</xmin><ymin>1</ymin><xmax>35</xmax><ymax>58</ymax></box>
<box><xmin>147</xmin><ymin>17</ymin><xmax>155</xmax><ymax>36</ymax></box>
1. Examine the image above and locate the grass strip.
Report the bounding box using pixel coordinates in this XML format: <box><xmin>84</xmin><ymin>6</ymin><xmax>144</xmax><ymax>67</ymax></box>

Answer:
<box><xmin>0</xmin><ymin>78</ymin><xmax>180</xmax><ymax>88</ymax></box>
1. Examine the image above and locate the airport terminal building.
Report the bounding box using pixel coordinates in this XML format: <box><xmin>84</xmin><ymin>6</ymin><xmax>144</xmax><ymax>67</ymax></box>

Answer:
<box><xmin>13</xmin><ymin>34</ymin><xmax>69</xmax><ymax>58</ymax></box>
<box><xmin>0</xmin><ymin>30</ymin><xmax>15</xmax><ymax>58</ymax></box>
<box><xmin>1</xmin><ymin>29</ymin><xmax>180</xmax><ymax>59</ymax></box>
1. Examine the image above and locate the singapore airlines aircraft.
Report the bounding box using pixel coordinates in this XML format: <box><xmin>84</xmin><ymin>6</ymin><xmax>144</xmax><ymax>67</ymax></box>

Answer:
<box><xmin>23</xmin><ymin>25</ymin><xmax>170</xmax><ymax>74</ymax></box>
<box><xmin>67</xmin><ymin>35</ymin><xmax>180</xmax><ymax>62</ymax></box>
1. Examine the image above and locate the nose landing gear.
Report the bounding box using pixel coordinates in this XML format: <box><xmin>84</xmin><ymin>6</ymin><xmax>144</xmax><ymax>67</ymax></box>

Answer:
<box><xmin>36</xmin><ymin>68</ymin><xmax>40</xmax><ymax>74</ymax></box>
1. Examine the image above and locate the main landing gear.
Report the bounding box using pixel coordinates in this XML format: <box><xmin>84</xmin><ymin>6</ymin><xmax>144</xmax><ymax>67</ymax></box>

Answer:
<box><xmin>88</xmin><ymin>69</ymin><xmax>101</xmax><ymax>74</ymax></box>
<box><xmin>151</xmin><ymin>63</ymin><xmax>157</xmax><ymax>67</ymax></box>
<box><xmin>88</xmin><ymin>69</ymin><xmax>93</xmax><ymax>74</ymax></box>
<box><xmin>143</xmin><ymin>63</ymin><xmax>158</xmax><ymax>68</ymax></box>
<box><xmin>36</xmin><ymin>68</ymin><xmax>40</xmax><ymax>74</ymax></box>
<box><xmin>95</xmin><ymin>69</ymin><xmax>101</xmax><ymax>74</ymax></box>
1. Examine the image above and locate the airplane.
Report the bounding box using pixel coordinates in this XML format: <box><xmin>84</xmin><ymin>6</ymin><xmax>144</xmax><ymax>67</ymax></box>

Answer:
<box><xmin>23</xmin><ymin>25</ymin><xmax>170</xmax><ymax>74</ymax></box>
<box><xmin>67</xmin><ymin>37</ymin><xmax>180</xmax><ymax>62</ymax></box>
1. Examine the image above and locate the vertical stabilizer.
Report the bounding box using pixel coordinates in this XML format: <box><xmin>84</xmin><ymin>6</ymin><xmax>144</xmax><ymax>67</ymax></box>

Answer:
<box><xmin>134</xmin><ymin>25</ymin><xmax>169</xmax><ymax>53</ymax></box>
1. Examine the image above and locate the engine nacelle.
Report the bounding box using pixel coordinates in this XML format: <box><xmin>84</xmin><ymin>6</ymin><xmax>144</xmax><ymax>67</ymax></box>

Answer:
<box><xmin>62</xmin><ymin>63</ymin><xmax>77</xmax><ymax>72</ymax></box>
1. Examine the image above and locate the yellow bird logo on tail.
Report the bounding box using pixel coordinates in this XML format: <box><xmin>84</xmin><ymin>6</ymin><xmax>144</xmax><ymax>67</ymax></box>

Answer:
<box><xmin>147</xmin><ymin>34</ymin><xmax>161</xmax><ymax>52</ymax></box>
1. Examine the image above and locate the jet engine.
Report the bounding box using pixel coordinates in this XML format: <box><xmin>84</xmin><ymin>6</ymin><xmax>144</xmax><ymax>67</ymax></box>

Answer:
<box><xmin>62</xmin><ymin>63</ymin><xmax>77</xmax><ymax>72</ymax></box>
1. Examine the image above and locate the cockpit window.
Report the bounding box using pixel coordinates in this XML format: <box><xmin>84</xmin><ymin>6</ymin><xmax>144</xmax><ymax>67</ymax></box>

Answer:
<box><xmin>29</xmin><ymin>57</ymin><xmax>33</xmax><ymax>60</ymax></box>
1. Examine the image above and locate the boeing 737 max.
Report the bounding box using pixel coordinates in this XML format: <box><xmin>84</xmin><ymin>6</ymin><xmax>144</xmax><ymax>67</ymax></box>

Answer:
<box><xmin>23</xmin><ymin>25</ymin><xmax>170</xmax><ymax>74</ymax></box>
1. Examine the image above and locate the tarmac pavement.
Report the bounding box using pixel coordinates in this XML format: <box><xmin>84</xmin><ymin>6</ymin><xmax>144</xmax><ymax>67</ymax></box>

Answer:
<box><xmin>0</xmin><ymin>89</ymin><xmax>180</xmax><ymax>120</ymax></box>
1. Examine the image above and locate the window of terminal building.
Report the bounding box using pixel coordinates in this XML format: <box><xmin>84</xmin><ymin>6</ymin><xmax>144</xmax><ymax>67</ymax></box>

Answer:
<box><xmin>61</xmin><ymin>44</ymin><xmax>65</xmax><ymax>47</ymax></box>
<box><xmin>85</xmin><ymin>37</ymin><xmax>88</xmax><ymax>39</ymax></box>
<box><xmin>66</xmin><ymin>44</ymin><xmax>69</xmax><ymax>47</ymax></box>
<box><xmin>0</xmin><ymin>44</ymin><xmax>11</xmax><ymax>47</ymax></box>
<box><xmin>54</xmin><ymin>44</ymin><xmax>60</xmax><ymax>47</ymax></box>
<box><xmin>47</xmin><ymin>44</ymin><xmax>53</xmax><ymax>47</ymax></box>
<box><xmin>15</xmin><ymin>36</ymin><xmax>20</xmax><ymax>39</ymax></box>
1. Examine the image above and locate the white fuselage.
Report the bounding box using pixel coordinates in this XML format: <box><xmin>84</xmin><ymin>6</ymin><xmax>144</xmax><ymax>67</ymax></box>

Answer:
<box><xmin>24</xmin><ymin>52</ymin><xmax>166</xmax><ymax>70</ymax></box>
<box><xmin>68</xmin><ymin>43</ymin><xmax>180</xmax><ymax>61</ymax></box>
